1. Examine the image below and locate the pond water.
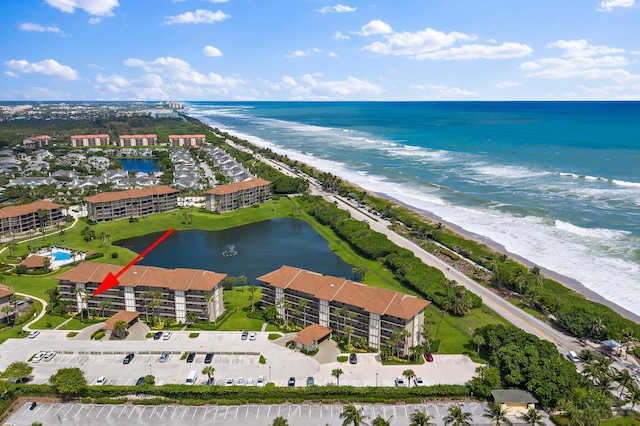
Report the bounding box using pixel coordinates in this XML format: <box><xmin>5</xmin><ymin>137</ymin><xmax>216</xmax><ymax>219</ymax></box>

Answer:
<box><xmin>118</xmin><ymin>158</ymin><xmax>159</xmax><ymax>174</ymax></box>
<box><xmin>113</xmin><ymin>218</ymin><xmax>355</xmax><ymax>283</ymax></box>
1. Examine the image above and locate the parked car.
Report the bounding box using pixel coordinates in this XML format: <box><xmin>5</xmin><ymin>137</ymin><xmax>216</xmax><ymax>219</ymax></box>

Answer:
<box><xmin>204</xmin><ymin>353</ymin><xmax>213</xmax><ymax>364</ymax></box>
<box><xmin>31</xmin><ymin>352</ymin><xmax>46</xmax><ymax>363</ymax></box>
<box><xmin>186</xmin><ymin>353</ymin><xmax>195</xmax><ymax>363</ymax></box>
<box><xmin>159</xmin><ymin>352</ymin><xmax>169</xmax><ymax>363</ymax></box>
<box><xmin>153</xmin><ymin>331</ymin><xmax>162</xmax><ymax>340</ymax></box>
<box><xmin>349</xmin><ymin>353</ymin><xmax>357</xmax><ymax>364</ymax></box>
<box><xmin>135</xmin><ymin>377</ymin><xmax>145</xmax><ymax>386</ymax></box>
<box><xmin>162</xmin><ymin>332</ymin><xmax>172</xmax><ymax>340</ymax></box>
<box><xmin>306</xmin><ymin>377</ymin><xmax>314</xmax><ymax>386</ymax></box>
<box><xmin>236</xmin><ymin>377</ymin><xmax>244</xmax><ymax>386</ymax></box>
<box><xmin>95</xmin><ymin>376</ymin><xmax>107</xmax><ymax>385</ymax></box>
<box><xmin>424</xmin><ymin>352</ymin><xmax>434</xmax><ymax>362</ymax></box>
<box><xmin>241</xmin><ymin>331</ymin><xmax>248</xmax><ymax>340</ymax></box>
<box><xmin>246</xmin><ymin>377</ymin><xmax>254</xmax><ymax>386</ymax></box>
<box><xmin>414</xmin><ymin>377</ymin><xmax>424</xmax><ymax>386</ymax></box>
<box><xmin>394</xmin><ymin>377</ymin><xmax>405</xmax><ymax>387</ymax></box>
<box><xmin>288</xmin><ymin>377</ymin><xmax>296</xmax><ymax>387</ymax></box>
<box><xmin>29</xmin><ymin>402</ymin><xmax>37</xmax><ymax>410</ymax></box>
<box><xmin>225</xmin><ymin>378</ymin><xmax>234</xmax><ymax>386</ymax></box>
<box><xmin>249</xmin><ymin>332</ymin><xmax>256</xmax><ymax>341</ymax></box>
<box><xmin>28</xmin><ymin>330</ymin><xmax>40</xmax><ymax>339</ymax></box>
<box><xmin>43</xmin><ymin>351</ymin><xmax>56</xmax><ymax>362</ymax></box>
<box><xmin>123</xmin><ymin>353</ymin><xmax>134</xmax><ymax>364</ymax></box>
<box><xmin>256</xmin><ymin>375</ymin><xmax>265</xmax><ymax>387</ymax></box>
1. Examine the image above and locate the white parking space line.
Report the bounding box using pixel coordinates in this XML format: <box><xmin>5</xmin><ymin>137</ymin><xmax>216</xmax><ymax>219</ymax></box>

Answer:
<box><xmin>85</xmin><ymin>404</ymin><xmax>95</xmax><ymax>417</ymax></box>
<box><xmin>53</xmin><ymin>404</ymin><xmax>65</xmax><ymax>416</ymax></box>
<box><xmin>234</xmin><ymin>406</ymin><xmax>239</xmax><ymax>419</ymax></box>
<box><xmin>44</xmin><ymin>404</ymin><xmax>54</xmax><ymax>416</ymax></box>
<box><xmin>266</xmin><ymin>405</ymin><xmax>271</xmax><ymax>418</ymax></box>
<box><xmin>192</xmin><ymin>407</ymin><xmax>199</xmax><ymax>419</ymax></box>
<box><xmin>182</xmin><ymin>406</ymin><xmax>188</xmax><ymax>420</ymax></box>
<box><xmin>129</xmin><ymin>406</ymin><xmax>137</xmax><ymax>418</ymax></box>
<box><xmin>64</xmin><ymin>405</ymin><xmax>74</xmax><ymax>417</ymax></box>
<box><xmin>203</xmin><ymin>406</ymin><xmax>208</xmax><ymax>419</ymax></box>
<box><xmin>170</xmin><ymin>406</ymin><xmax>177</xmax><ymax>419</ymax></box>
<box><xmin>150</xmin><ymin>406</ymin><xmax>157</xmax><ymax>419</ymax></box>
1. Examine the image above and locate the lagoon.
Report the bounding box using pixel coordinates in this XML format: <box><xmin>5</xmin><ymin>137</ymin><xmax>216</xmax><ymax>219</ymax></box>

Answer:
<box><xmin>118</xmin><ymin>158</ymin><xmax>159</xmax><ymax>174</ymax></box>
<box><xmin>113</xmin><ymin>218</ymin><xmax>354</xmax><ymax>283</ymax></box>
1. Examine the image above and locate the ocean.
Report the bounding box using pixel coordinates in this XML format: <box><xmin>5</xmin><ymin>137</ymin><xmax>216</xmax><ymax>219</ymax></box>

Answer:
<box><xmin>186</xmin><ymin>101</ymin><xmax>640</xmax><ymax>318</ymax></box>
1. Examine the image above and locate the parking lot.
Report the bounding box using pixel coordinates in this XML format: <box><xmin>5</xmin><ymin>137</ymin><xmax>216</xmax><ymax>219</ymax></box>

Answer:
<box><xmin>6</xmin><ymin>401</ymin><xmax>549</xmax><ymax>425</ymax></box>
<box><xmin>0</xmin><ymin>330</ymin><xmax>481</xmax><ymax>387</ymax></box>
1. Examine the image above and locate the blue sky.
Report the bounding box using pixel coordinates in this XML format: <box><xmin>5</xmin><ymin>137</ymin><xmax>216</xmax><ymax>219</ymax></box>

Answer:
<box><xmin>1</xmin><ymin>0</ymin><xmax>639</xmax><ymax>101</ymax></box>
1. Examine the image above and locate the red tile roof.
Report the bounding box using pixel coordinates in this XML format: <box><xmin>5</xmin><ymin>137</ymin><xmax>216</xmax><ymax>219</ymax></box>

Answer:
<box><xmin>257</xmin><ymin>266</ymin><xmax>429</xmax><ymax>320</ymax></box>
<box><xmin>119</xmin><ymin>134</ymin><xmax>157</xmax><ymax>139</ymax></box>
<box><xmin>26</xmin><ymin>135</ymin><xmax>52</xmax><ymax>141</ymax></box>
<box><xmin>0</xmin><ymin>284</ymin><xmax>14</xmax><ymax>299</ymax></box>
<box><xmin>84</xmin><ymin>186</ymin><xmax>178</xmax><ymax>203</ymax></box>
<box><xmin>57</xmin><ymin>262</ymin><xmax>226</xmax><ymax>292</ymax></box>
<box><xmin>20</xmin><ymin>255</ymin><xmax>46</xmax><ymax>268</ymax></box>
<box><xmin>204</xmin><ymin>178</ymin><xmax>271</xmax><ymax>196</ymax></box>
<box><xmin>102</xmin><ymin>310</ymin><xmax>140</xmax><ymax>330</ymax></box>
<box><xmin>168</xmin><ymin>134</ymin><xmax>205</xmax><ymax>139</ymax></box>
<box><xmin>0</xmin><ymin>200</ymin><xmax>63</xmax><ymax>220</ymax></box>
<box><xmin>293</xmin><ymin>324</ymin><xmax>332</xmax><ymax>346</ymax></box>
<box><xmin>71</xmin><ymin>134</ymin><xmax>109</xmax><ymax>139</ymax></box>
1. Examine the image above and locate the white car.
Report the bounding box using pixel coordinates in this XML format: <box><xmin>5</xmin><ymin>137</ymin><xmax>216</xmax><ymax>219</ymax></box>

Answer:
<box><xmin>28</xmin><ymin>330</ymin><xmax>40</xmax><ymax>339</ymax></box>
<box><xmin>43</xmin><ymin>351</ymin><xmax>56</xmax><ymax>362</ymax></box>
<box><xmin>95</xmin><ymin>376</ymin><xmax>107</xmax><ymax>385</ymax></box>
<box><xmin>31</xmin><ymin>352</ymin><xmax>46</xmax><ymax>363</ymax></box>
<box><xmin>394</xmin><ymin>377</ymin><xmax>405</xmax><ymax>387</ymax></box>
<box><xmin>414</xmin><ymin>377</ymin><xmax>424</xmax><ymax>386</ymax></box>
<box><xmin>249</xmin><ymin>332</ymin><xmax>256</xmax><ymax>341</ymax></box>
<box><xmin>236</xmin><ymin>377</ymin><xmax>244</xmax><ymax>386</ymax></box>
<box><xmin>225</xmin><ymin>378</ymin><xmax>234</xmax><ymax>386</ymax></box>
<box><xmin>246</xmin><ymin>377</ymin><xmax>254</xmax><ymax>386</ymax></box>
<box><xmin>256</xmin><ymin>375</ymin><xmax>265</xmax><ymax>387</ymax></box>
<box><xmin>162</xmin><ymin>332</ymin><xmax>172</xmax><ymax>340</ymax></box>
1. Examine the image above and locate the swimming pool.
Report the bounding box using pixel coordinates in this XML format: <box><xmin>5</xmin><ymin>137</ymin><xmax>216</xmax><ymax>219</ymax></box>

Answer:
<box><xmin>49</xmin><ymin>251</ymin><xmax>72</xmax><ymax>261</ymax></box>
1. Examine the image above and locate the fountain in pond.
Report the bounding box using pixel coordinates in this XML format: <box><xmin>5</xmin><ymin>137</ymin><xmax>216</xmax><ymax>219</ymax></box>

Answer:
<box><xmin>222</xmin><ymin>244</ymin><xmax>238</xmax><ymax>257</ymax></box>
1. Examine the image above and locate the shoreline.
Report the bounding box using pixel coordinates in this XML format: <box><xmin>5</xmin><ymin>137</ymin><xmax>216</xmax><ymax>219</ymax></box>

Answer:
<box><xmin>379</xmin><ymin>192</ymin><xmax>640</xmax><ymax>325</ymax></box>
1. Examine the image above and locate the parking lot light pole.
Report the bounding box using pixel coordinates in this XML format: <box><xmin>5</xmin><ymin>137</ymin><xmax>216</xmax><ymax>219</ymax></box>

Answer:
<box><xmin>269</xmin><ymin>366</ymin><xmax>271</xmax><ymax>382</ymax></box>
<box><xmin>376</xmin><ymin>372</ymin><xmax>378</xmax><ymax>387</ymax></box>
<box><xmin>149</xmin><ymin>364</ymin><xmax>152</xmax><ymax>375</ymax></box>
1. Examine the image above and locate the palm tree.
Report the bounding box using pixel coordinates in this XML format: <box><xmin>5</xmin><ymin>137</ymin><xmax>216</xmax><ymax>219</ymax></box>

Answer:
<box><xmin>590</xmin><ymin>317</ymin><xmax>607</xmax><ymax>339</ymax></box>
<box><xmin>483</xmin><ymin>403</ymin><xmax>512</xmax><ymax>426</ymax></box>
<box><xmin>409</xmin><ymin>409</ymin><xmax>434</xmax><ymax>426</ymax></box>
<box><xmin>371</xmin><ymin>415</ymin><xmax>393</xmax><ymax>426</ymax></box>
<box><xmin>615</xmin><ymin>369</ymin><xmax>633</xmax><ymax>398</ymax></box>
<box><xmin>202</xmin><ymin>366</ymin><xmax>215</xmax><ymax>385</ymax></box>
<box><xmin>332</xmin><ymin>368</ymin><xmax>344</xmax><ymax>386</ymax></box>
<box><xmin>113</xmin><ymin>320</ymin><xmax>128</xmax><ymax>339</ymax></box>
<box><xmin>518</xmin><ymin>407</ymin><xmax>545</xmax><ymax>426</ymax></box>
<box><xmin>1</xmin><ymin>305</ymin><xmax>14</xmax><ymax>326</ymax></box>
<box><xmin>248</xmin><ymin>283</ymin><xmax>257</xmax><ymax>313</ymax></box>
<box><xmin>443</xmin><ymin>405</ymin><xmax>473</xmax><ymax>426</ymax></box>
<box><xmin>471</xmin><ymin>333</ymin><xmax>485</xmax><ymax>357</ymax></box>
<box><xmin>185</xmin><ymin>311</ymin><xmax>198</xmax><ymax>326</ymax></box>
<box><xmin>344</xmin><ymin>326</ymin><xmax>355</xmax><ymax>348</ymax></box>
<box><xmin>97</xmin><ymin>300</ymin><xmax>112</xmax><ymax>318</ymax></box>
<box><xmin>339</xmin><ymin>404</ymin><xmax>369</xmax><ymax>426</ymax></box>
<box><xmin>7</xmin><ymin>241</ymin><xmax>17</xmax><ymax>257</ymax></box>
<box><xmin>403</xmin><ymin>369</ymin><xmax>416</xmax><ymax>388</ymax></box>
<box><xmin>298</xmin><ymin>299</ymin><xmax>307</xmax><ymax>326</ymax></box>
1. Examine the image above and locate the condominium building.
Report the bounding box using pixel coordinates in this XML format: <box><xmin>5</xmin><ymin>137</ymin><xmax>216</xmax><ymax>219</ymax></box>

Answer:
<box><xmin>258</xmin><ymin>266</ymin><xmax>429</xmax><ymax>355</ymax></box>
<box><xmin>0</xmin><ymin>200</ymin><xmax>65</xmax><ymax>237</ymax></box>
<box><xmin>204</xmin><ymin>178</ymin><xmax>271</xmax><ymax>213</ymax></box>
<box><xmin>0</xmin><ymin>284</ymin><xmax>15</xmax><ymax>324</ymax></box>
<box><xmin>57</xmin><ymin>262</ymin><xmax>226</xmax><ymax>324</ymax></box>
<box><xmin>169</xmin><ymin>134</ymin><xmax>205</xmax><ymax>147</ymax></box>
<box><xmin>85</xmin><ymin>186</ymin><xmax>179</xmax><ymax>222</ymax></box>
<box><xmin>23</xmin><ymin>135</ymin><xmax>52</xmax><ymax>150</ymax></box>
<box><xmin>118</xmin><ymin>134</ymin><xmax>157</xmax><ymax>147</ymax></box>
<box><xmin>70</xmin><ymin>134</ymin><xmax>110</xmax><ymax>147</ymax></box>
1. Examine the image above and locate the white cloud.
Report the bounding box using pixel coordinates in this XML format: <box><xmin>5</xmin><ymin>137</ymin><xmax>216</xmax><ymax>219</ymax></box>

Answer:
<box><xmin>207</xmin><ymin>0</ymin><xmax>230</xmax><ymax>2</ymax></box>
<box><xmin>333</xmin><ymin>31</ymin><xmax>350</xmax><ymax>40</ymax></box>
<box><xmin>363</xmin><ymin>27</ymin><xmax>475</xmax><ymax>56</ymax></box>
<box><xmin>88</xmin><ymin>17</ymin><xmax>102</xmax><ymax>24</ymax></box>
<box><xmin>203</xmin><ymin>45</ymin><xmax>223</xmax><ymax>57</ymax></box>
<box><xmin>123</xmin><ymin>56</ymin><xmax>241</xmax><ymax>87</ymax></box>
<box><xmin>548</xmin><ymin>39</ymin><xmax>625</xmax><ymax>57</ymax></box>
<box><xmin>579</xmin><ymin>82</ymin><xmax>640</xmax><ymax>99</ymax></box>
<box><xmin>4</xmin><ymin>59</ymin><xmax>79</xmax><ymax>80</ymax></box>
<box><xmin>163</xmin><ymin>9</ymin><xmax>230</xmax><ymax>25</ymax></box>
<box><xmin>5</xmin><ymin>71</ymin><xmax>19</xmax><ymax>78</ymax></box>
<box><xmin>599</xmin><ymin>0</ymin><xmax>635</xmax><ymax>11</ymax></box>
<box><xmin>19</xmin><ymin>22</ymin><xmax>63</xmax><ymax>34</ymax></box>
<box><xmin>496</xmin><ymin>81</ymin><xmax>520</xmax><ymax>89</ymax></box>
<box><xmin>285</xmin><ymin>48</ymin><xmax>323</xmax><ymax>58</ymax></box>
<box><xmin>356</xmin><ymin>20</ymin><xmax>393</xmax><ymax>36</ymax></box>
<box><xmin>328</xmin><ymin>52</ymin><xmax>338</xmax><ymax>57</ymax></box>
<box><xmin>266</xmin><ymin>74</ymin><xmax>382</xmax><ymax>99</ymax></box>
<box><xmin>412</xmin><ymin>84</ymin><xmax>478</xmax><ymax>98</ymax></box>
<box><xmin>416</xmin><ymin>42</ymin><xmax>532</xmax><ymax>60</ymax></box>
<box><xmin>45</xmin><ymin>0</ymin><xmax>119</xmax><ymax>16</ymax></box>
<box><xmin>317</xmin><ymin>4</ymin><xmax>356</xmax><ymax>13</ymax></box>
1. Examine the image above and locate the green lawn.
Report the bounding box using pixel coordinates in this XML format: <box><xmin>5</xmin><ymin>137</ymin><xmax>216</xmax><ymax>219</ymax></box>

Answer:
<box><xmin>30</xmin><ymin>312</ymin><xmax>69</xmax><ymax>330</ymax></box>
<box><xmin>214</xmin><ymin>287</ymin><xmax>265</xmax><ymax>331</ymax></box>
<box><xmin>601</xmin><ymin>418</ymin><xmax>640</xmax><ymax>425</ymax></box>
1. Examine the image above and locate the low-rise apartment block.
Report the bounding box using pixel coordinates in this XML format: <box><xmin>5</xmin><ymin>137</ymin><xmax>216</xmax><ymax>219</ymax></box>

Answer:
<box><xmin>118</xmin><ymin>134</ymin><xmax>157</xmax><ymax>147</ymax></box>
<box><xmin>57</xmin><ymin>262</ymin><xmax>226</xmax><ymax>324</ymax></box>
<box><xmin>169</xmin><ymin>134</ymin><xmax>205</xmax><ymax>147</ymax></box>
<box><xmin>0</xmin><ymin>200</ymin><xmax>65</xmax><ymax>237</ymax></box>
<box><xmin>85</xmin><ymin>186</ymin><xmax>179</xmax><ymax>222</ymax></box>
<box><xmin>70</xmin><ymin>134</ymin><xmax>110</xmax><ymax>147</ymax></box>
<box><xmin>204</xmin><ymin>178</ymin><xmax>271</xmax><ymax>213</ymax></box>
<box><xmin>23</xmin><ymin>135</ymin><xmax>52</xmax><ymax>150</ymax></box>
<box><xmin>258</xmin><ymin>265</ymin><xmax>429</xmax><ymax>355</ymax></box>
<box><xmin>0</xmin><ymin>284</ymin><xmax>15</xmax><ymax>324</ymax></box>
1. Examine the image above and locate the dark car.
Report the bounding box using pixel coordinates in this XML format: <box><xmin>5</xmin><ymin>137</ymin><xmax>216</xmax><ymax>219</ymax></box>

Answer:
<box><xmin>288</xmin><ymin>377</ymin><xmax>296</xmax><ymax>387</ymax></box>
<box><xmin>241</xmin><ymin>331</ymin><xmax>248</xmax><ymax>340</ymax></box>
<box><xmin>349</xmin><ymin>353</ymin><xmax>357</xmax><ymax>364</ymax></box>
<box><xmin>135</xmin><ymin>376</ymin><xmax>145</xmax><ymax>386</ymax></box>
<box><xmin>29</xmin><ymin>402</ymin><xmax>37</xmax><ymax>410</ymax></box>
<box><xmin>123</xmin><ymin>353</ymin><xmax>134</xmax><ymax>364</ymax></box>
<box><xmin>153</xmin><ymin>331</ymin><xmax>162</xmax><ymax>340</ymax></box>
<box><xmin>425</xmin><ymin>352</ymin><xmax>434</xmax><ymax>362</ymax></box>
<box><xmin>204</xmin><ymin>353</ymin><xmax>213</xmax><ymax>364</ymax></box>
<box><xmin>186</xmin><ymin>353</ymin><xmax>195</xmax><ymax>363</ymax></box>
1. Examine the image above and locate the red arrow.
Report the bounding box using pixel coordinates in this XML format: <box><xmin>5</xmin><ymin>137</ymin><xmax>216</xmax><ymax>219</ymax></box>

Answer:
<box><xmin>92</xmin><ymin>228</ymin><xmax>175</xmax><ymax>297</ymax></box>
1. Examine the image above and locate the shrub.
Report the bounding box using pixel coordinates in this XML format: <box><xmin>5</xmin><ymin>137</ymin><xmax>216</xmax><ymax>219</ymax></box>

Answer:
<box><xmin>66</xmin><ymin>332</ymin><xmax>78</xmax><ymax>338</ymax></box>
<box><xmin>268</xmin><ymin>333</ymin><xmax>282</xmax><ymax>340</ymax></box>
<box><xmin>259</xmin><ymin>355</ymin><xmax>266</xmax><ymax>364</ymax></box>
<box><xmin>111</xmin><ymin>252</ymin><xmax>119</xmax><ymax>259</ymax></box>
<box><xmin>337</xmin><ymin>356</ymin><xmax>348</xmax><ymax>362</ymax></box>
<box><xmin>188</xmin><ymin>333</ymin><xmax>199</xmax><ymax>338</ymax></box>
<box><xmin>94</xmin><ymin>397</ymin><xmax>127</xmax><ymax>404</ymax></box>
<box><xmin>92</xmin><ymin>331</ymin><xmax>105</xmax><ymax>340</ymax></box>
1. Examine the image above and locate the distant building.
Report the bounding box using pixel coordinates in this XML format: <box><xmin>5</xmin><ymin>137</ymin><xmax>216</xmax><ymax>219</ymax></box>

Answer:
<box><xmin>258</xmin><ymin>265</ymin><xmax>429</xmax><ymax>355</ymax></box>
<box><xmin>0</xmin><ymin>200</ymin><xmax>65</xmax><ymax>237</ymax></box>
<box><xmin>169</xmin><ymin>134</ymin><xmax>205</xmax><ymax>147</ymax></box>
<box><xmin>101</xmin><ymin>311</ymin><xmax>140</xmax><ymax>337</ymax></box>
<box><xmin>118</xmin><ymin>134</ymin><xmax>157</xmax><ymax>147</ymax></box>
<box><xmin>57</xmin><ymin>262</ymin><xmax>226</xmax><ymax>324</ymax></box>
<box><xmin>204</xmin><ymin>178</ymin><xmax>271</xmax><ymax>213</ymax></box>
<box><xmin>84</xmin><ymin>186</ymin><xmax>179</xmax><ymax>222</ymax></box>
<box><xmin>23</xmin><ymin>135</ymin><xmax>52</xmax><ymax>150</ymax></box>
<box><xmin>0</xmin><ymin>284</ymin><xmax>15</xmax><ymax>324</ymax></box>
<box><xmin>70</xmin><ymin>134</ymin><xmax>110</xmax><ymax>147</ymax></box>
<box><xmin>490</xmin><ymin>390</ymin><xmax>538</xmax><ymax>415</ymax></box>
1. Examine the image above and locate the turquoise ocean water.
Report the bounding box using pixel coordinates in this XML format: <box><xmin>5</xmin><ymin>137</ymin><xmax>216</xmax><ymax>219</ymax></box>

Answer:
<box><xmin>187</xmin><ymin>101</ymin><xmax>640</xmax><ymax>316</ymax></box>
